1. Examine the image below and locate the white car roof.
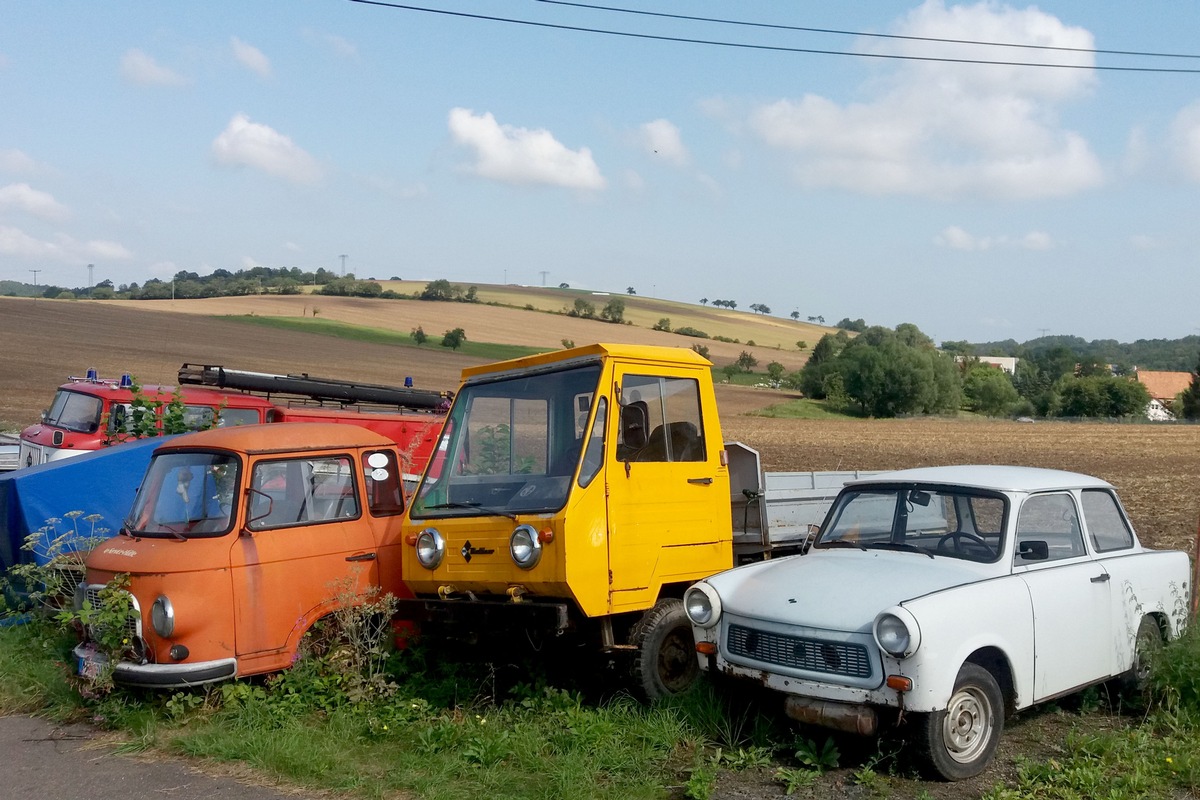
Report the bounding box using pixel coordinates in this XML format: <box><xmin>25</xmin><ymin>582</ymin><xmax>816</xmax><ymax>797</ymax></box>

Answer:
<box><xmin>846</xmin><ymin>464</ymin><xmax>1114</xmax><ymax>494</ymax></box>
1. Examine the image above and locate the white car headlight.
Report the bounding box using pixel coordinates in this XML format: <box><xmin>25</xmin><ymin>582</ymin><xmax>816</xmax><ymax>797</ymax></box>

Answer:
<box><xmin>873</xmin><ymin>606</ymin><xmax>921</xmax><ymax>658</ymax></box>
<box><xmin>415</xmin><ymin>528</ymin><xmax>445</xmax><ymax>570</ymax></box>
<box><xmin>510</xmin><ymin>525</ymin><xmax>542</xmax><ymax>570</ymax></box>
<box><xmin>684</xmin><ymin>583</ymin><xmax>722</xmax><ymax>628</ymax></box>
<box><xmin>151</xmin><ymin>595</ymin><xmax>175</xmax><ymax>638</ymax></box>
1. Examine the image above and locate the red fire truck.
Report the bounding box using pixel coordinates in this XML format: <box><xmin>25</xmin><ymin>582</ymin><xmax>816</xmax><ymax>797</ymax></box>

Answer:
<box><xmin>18</xmin><ymin>364</ymin><xmax>451</xmax><ymax>480</ymax></box>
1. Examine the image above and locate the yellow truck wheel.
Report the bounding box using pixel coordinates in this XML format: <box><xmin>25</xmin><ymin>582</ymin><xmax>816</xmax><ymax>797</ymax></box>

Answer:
<box><xmin>630</xmin><ymin>598</ymin><xmax>699</xmax><ymax>700</ymax></box>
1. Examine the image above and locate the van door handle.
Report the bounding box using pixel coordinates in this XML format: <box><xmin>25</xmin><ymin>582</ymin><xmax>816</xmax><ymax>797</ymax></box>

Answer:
<box><xmin>346</xmin><ymin>552</ymin><xmax>377</xmax><ymax>562</ymax></box>
<box><xmin>687</xmin><ymin>477</ymin><xmax>714</xmax><ymax>485</ymax></box>
<box><xmin>1090</xmin><ymin>572</ymin><xmax>1109</xmax><ymax>583</ymax></box>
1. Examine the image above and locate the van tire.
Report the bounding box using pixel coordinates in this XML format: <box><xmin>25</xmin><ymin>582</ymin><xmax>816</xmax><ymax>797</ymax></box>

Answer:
<box><xmin>629</xmin><ymin>598</ymin><xmax>699</xmax><ymax>701</ymax></box>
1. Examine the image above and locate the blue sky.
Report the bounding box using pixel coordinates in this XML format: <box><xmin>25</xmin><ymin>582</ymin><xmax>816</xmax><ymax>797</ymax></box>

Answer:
<box><xmin>3</xmin><ymin>1</ymin><xmax>1200</xmax><ymax>344</ymax></box>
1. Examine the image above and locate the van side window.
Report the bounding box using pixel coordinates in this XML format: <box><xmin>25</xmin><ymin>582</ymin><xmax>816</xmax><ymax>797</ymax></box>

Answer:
<box><xmin>363</xmin><ymin>449</ymin><xmax>405</xmax><ymax>516</ymax></box>
<box><xmin>247</xmin><ymin>455</ymin><xmax>359</xmax><ymax>530</ymax></box>
<box><xmin>617</xmin><ymin>376</ymin><xmax>705</xmax><ymax>462</ymax></box>
<box><xmin>1081</xmin><ymin>489</ymin><xmax>1134</xmax><ymax>552</ymax></box>
<box><xmin>1015</xmin><ymin>493</ymin><xmax>1085</xmax><ymax>563</ymax></box>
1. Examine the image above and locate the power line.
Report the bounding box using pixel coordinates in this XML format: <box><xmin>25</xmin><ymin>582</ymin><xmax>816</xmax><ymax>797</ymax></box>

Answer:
<box><xmin>537</xmin><ymin>0</ymin><xmax>1200</xmax><ymax>61</ymax></box>
<box><xmin>348</xmin><ymin>0</ymin><xmax>1200</xmax><ymax>74</ymax></box>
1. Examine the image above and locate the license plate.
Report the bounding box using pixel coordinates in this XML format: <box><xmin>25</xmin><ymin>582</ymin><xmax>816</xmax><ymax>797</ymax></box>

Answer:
<box><xmin>76</xmin><ymin>645</ymin><xmax>109</xmax><ymax>680</ymax></box>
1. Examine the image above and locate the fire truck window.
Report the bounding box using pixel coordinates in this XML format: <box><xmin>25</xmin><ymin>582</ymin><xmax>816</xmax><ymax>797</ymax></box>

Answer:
<box><xmin>618</xmin><ymin>376</ymin><xmax>705</xmax><ymax>462</ymax></box>
<box><xmin>216</xmin><ymin>408</ymin><xmax>261</xmax><ymax>427</ymax></box>
<box><xmin>183</xmin><ymin>406</ymin><xmax>216</xmax><ymax>430</ymax></box>
<box><xmin>363</xmin><ymin>449</ymin><xmax>405</xmax><ymax>516</ymax></box>
<box><xmin>48</xmin><ymin>391</ymin><xmax>103</xmax><ymax>433</ymax></box>
<box><xmin>248</xmin><ymin>456</ymin><xmax>360</xmax><ymax>529</ymax></box>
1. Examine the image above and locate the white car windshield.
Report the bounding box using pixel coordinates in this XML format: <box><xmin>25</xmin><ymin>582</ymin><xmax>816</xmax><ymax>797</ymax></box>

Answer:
<box><xmin>815</xmin><ymin>486</ymin><xmax>1008</xmax><ymax>563</ymax></box>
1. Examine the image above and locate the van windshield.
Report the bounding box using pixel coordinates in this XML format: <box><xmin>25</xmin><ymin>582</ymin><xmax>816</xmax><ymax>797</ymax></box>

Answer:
<box><xmin>126</xmin><ymin>451</ymin><xmax>240</xmax><ymax>538</ymax></box>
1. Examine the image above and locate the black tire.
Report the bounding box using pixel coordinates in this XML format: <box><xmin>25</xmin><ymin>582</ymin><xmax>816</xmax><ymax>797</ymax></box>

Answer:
<box><xmin>1120</xmin><ymin>616</ymin><xmax>1164</xmax><ymax>696</ymax></box>
<box><xmin>629</xmin><ymin>598</ymin><xmax>699</xmax><ymax>701</ymax></box>
<box><xmin>916</xmin><ymin>662</ymin><xmax>1004</xmax><ymax>781</ymax></box>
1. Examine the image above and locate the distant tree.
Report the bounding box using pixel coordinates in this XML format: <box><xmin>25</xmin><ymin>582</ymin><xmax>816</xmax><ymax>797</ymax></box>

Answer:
<box><xmin>817</xmin><ymin>315</ymin><xmax>825</xmax><ymax>324</ymax></box>
<box><xmin>465</xmin><ymin>285</ymin><xmax>478</xmax><ymax>302</ymax></box>
<box><xmin>767</xmin><ymin>362</ymin><xmax>785</xmax><ymax>382</ymax></box>
<box><xmin>601</xmin><ymin>297</ymin><xmax>626</xmax><ymax>323</ymax></box>
<box><xmin>559</xmin><ymin>282</ymin><xmax>570</xmax><ymax>289</ymax></box>
<box><xmin>1058</xmin><ymin>376</ymin><xmax>1149</xmax><ymax>418</ymax></box>
<box><xmin>441</xmin><ymin>327</ymin><xmax>467</xmax><ymax>350</ymax></box>
<box><xmin>626</xmin><ymin>286</ymin><xmax>637</xmax><ymax>295</ymax></box>
<box><xmin>412</xmin><ymin>326</ymin><xmax>428</xmax><ymax>346</ymax></box>
<box><xmin>421</xmin><ymin>279</ymin><xmax>463</xmax><ymax>301</ymax></box>
<box><xmin>691</xmin><ymin>344</ymin><xmax>710</xmax><ymax>359</ymax></box>
<box><xmin>736</xmin><ymin>351</ymin><xmax>758</xmax><ymax>371</ymax></box>
<box><xmin>561</xmin><ymin>339</ymin><xmax>574</xmax><ymax>349</ymax></box>
<box><xmin>963</xmin><ymin>365</ymin><xmax>1019</xmax><ymax>416</ymax></box>
<box><xmin>939</xmin><ymin>340</ymin><xmax>974</xmax><ymax>356</ymax></box>
<box><xmin>91</xmin><ymin>286</ymin><xmax>115</xmax><ymax>300</ymax></box>
<box><xmin>571</xmin><ymin>298</ymin><xmax>596</xmax><ymax>318</ymax></box>
<box><xmin>1182</xmin><ymin>353</ymin><xmax>1200</xmax><ymax>420</ymax></box>
<box><xmin>836</xmin><ymin>317</ymin><xmax>867</xmax><ymax>332</ymax></box>
<box><xmin>807</xmin><ymin>316</ymin><xmax>817</xmax><ymax>323</ymax></box>
<box><xmin>700</xmin><ymin>298</ymin><xmax>708</xmax><ymax>305</ymax></box>
<box><xmin>790</xmin><ymin>311</ymin><xmax>800</xmax><ymax>321</ymax></box>
<box><xmin>653</xmin><ymin>318</ymin><xmax>671</xmax><ymax>332</ymax></box>
<box><xmin>751</xmin><ymin>303</ymin><xmax>771</xmax><ymax>315</ymax></box>
<box><xmin>727</xmin><ymin>300</ymin><xmax>737</xmax><ymax>310</ymax></box>
<box><xmin>796</xmin><ymin>340</ymin><xmax>808</xmax><ymax>351</ymax></box>
<box><xmin>720</xmin><ymin>364</ymin><xmax>739</xmax><ymax>382</ymax></box>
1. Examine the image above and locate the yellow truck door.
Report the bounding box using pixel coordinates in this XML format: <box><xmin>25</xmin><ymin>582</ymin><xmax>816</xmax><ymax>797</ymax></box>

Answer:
<box><xmin>605</xmin><ymin>368</ymin><xmax>731</xmax><ymax>613</ymax></box>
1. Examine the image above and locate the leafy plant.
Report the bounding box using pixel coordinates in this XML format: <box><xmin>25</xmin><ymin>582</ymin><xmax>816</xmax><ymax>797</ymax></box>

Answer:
<box><xmin>775</xmin><ymin>767</ymin><xmax>818</xmax><ymax>795</ymax></box>
<box><xmin>793</xmin><ymin>735</ymin><xmax>840</xmax><ymax>772</ymax></box>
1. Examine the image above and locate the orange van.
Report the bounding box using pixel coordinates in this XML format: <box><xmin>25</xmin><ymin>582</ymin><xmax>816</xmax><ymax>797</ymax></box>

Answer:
<box><xmin>73</xmin><ymin>423</ymin><xmax>413</xmax><ymax>687</ymax></box>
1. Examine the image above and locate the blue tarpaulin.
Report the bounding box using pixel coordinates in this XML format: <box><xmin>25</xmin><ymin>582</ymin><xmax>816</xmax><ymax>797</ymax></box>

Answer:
<box><xmin>0</xmin><ymin>436</ymin><xmax>175</xmax><ymax>569</ymax></box>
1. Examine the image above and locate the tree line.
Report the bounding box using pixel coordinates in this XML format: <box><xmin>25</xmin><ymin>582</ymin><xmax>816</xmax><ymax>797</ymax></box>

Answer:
<box><xmin>794</xmin><ymin>324</ymin><xmax>1200</xmax><ymax>420</ymax></box>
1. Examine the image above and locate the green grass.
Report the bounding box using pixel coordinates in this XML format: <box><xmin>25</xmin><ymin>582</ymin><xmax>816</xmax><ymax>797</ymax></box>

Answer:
<box><xmin>219</xmin><ymin>315</ymin><xmax>548</xmax><ymax>362</ymax></box>
<box><xmin>6</xmin><ymin>606</ymin><xmax>1200</xmax><ymax>800</ymax></box>
<box><xmin>748</xmin><ymin>398</ymin><xmax>852</xmax><ymax>420</ymax></box>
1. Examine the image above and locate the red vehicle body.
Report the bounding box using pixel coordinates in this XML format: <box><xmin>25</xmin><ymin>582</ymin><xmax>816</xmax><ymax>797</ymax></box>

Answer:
<box><xmin>18</xmin><ymin>365</ymin><xmax>450</xmax><ymax>476</ymax></box>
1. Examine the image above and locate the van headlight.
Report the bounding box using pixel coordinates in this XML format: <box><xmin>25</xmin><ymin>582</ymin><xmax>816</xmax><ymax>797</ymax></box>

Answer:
<box><xmin>151</xmin><ymin>595</ymin><xmax>175</xmax><ymax>638</ymax></box>
<box><xmin>415</xmin><ymin>528</ymin><xmax>445</xmax><ymax>570</ymax></box>
<box><xmin>873</xmin><ymin>607</ymin><xmax>920</xmax><ymax>658</ymax></box>
<box><xmin>684</xmin><ymin>583</ymin><xmax>722</xmax><ymax>628</ymax></box>
<box><xmin>510</xmin><ymin>525</ymin><xmax>542</xmax><ymax>570</ymax></box>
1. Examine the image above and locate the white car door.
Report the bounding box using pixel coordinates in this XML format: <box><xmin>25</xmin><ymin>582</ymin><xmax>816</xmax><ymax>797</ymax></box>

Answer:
<box><xmin>1014</xmin><ymin>492</ymin><xmax>1114</xmax><ymax>701</ymax></box>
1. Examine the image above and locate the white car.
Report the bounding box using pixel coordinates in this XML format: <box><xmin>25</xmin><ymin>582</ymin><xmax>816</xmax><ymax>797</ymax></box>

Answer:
<box><xmin>685</xmin><ymin>465</ymin><xmax>1190</xmax><ymax>780</ymax></box>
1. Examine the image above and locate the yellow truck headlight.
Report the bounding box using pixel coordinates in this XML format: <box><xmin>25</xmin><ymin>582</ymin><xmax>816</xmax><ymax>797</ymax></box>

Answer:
<box><xmin>510</xmin><ymin>525</ymin><xmax>542</xmax><ymax>570</ymax></box>
<box><xmin>415</xmin><ymin>528</ymin><xmax>446</xmax><ymax>570</ymax></box>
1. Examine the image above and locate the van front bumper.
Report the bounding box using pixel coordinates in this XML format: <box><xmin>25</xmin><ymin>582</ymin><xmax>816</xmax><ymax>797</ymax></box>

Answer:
<box><xmin>74</xmin><ymin>643</ymin><xmax>237</xmax><ymax>688</ymax></box>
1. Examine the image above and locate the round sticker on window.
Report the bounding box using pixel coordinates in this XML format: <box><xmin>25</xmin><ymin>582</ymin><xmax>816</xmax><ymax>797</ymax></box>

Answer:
<box><xmin>371</xmin><ymin>468</ymin><xmax>389</xmax><ymax>481</ymax></box>
<box><xmin>367</xmin><ymin>453</ymin><xmax>389</xmax><ymax>469</ymax></box>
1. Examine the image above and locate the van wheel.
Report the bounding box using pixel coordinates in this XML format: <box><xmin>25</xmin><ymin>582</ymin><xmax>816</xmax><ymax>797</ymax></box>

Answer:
<box><xmin>630</xmin><ymin>598</ymin><xmax>699</xmax><ymax>701</ymax></box>
<box><xmin>1120</xmin><ymin>616</ymin><xmax>1164</xmax><ymax>696</ymax></box>
<box><xmin>916</xmin><ymin>663</ymin><xmax>1003</xmax><ymax>781</ymax></box>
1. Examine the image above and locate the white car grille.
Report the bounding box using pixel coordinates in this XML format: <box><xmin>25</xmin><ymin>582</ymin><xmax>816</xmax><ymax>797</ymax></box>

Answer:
<box><xmin>726</xmin><ymin>623</ymin><xmax>872</xmax><ymax>679</ymax></box>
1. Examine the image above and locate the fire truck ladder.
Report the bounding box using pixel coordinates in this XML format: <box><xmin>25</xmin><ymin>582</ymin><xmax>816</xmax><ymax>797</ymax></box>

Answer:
<box><xmin>177</xmin><ymin>364</ymin><xmax>452</xmax><ymax>412</ymax></box>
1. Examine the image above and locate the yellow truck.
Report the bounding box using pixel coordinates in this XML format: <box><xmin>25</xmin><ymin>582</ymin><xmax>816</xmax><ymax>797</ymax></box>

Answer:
<box><xmin>398</xmin><ymin>343</ymin><xmax>869</xmax><ymax>698</ymax></box>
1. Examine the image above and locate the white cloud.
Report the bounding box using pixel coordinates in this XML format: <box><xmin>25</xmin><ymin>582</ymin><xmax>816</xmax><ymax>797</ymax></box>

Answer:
<box><xmin>0</xmin><ymin>149</ymin><xmax>37</xmax><ymax>174</ymax></box>
<box><xmin>0</xmin><ymin>183</ymin><xmax>68</xmax><ymax>220</ymax></box>
<box><xmin>447</xmin><ymin>108</ymin><xmax>605</xmax><ymax>190</ymax></box>
<box><xmin>0</xmin><ymin>225</ymin><xmax>131</xmax><ymax>262</ymax></box>
<box><xmin>934</xmin><ymin>225</ymin><xmax>1055</xmax><ymax>251</ymax></box>
<box><xmin>120</xmin><ymin>49</ymin><xmax>187</xmax><ymax>87</ymax></box>
<box><xmin>1169</xmin><ymin>101</ymin><xmax>1200</xmax><ymax>182</ymax></box>
<box><xmin>304</xmin><ymin>30</ymin><xmax>358</xmax><ymax>59</ymax></box>
<box><xmin>637</xmin><ymin>119</ymin><xmax>689</xmax><ymax>166</ymax></box>
<box><xmin>231</xmin><ymin>37</ymin><xmax>271</xmax><ymax>78</ymax></box>
<box><xmin>749</xmin><ymin>0</ymin><xmax>1103</xmax><ymax>200</ymax></box>
<box><xmin>211</xmin><ymin>114</ymin><xmax>323</xmax><ymax>184</ymax></box>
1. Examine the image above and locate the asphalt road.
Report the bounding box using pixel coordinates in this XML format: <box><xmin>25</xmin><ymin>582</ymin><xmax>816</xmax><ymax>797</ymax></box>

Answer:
<box><xmin>3</xmin><ymin>714</ymin><xmax>315</xmax><ymax>800</ymax></box>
